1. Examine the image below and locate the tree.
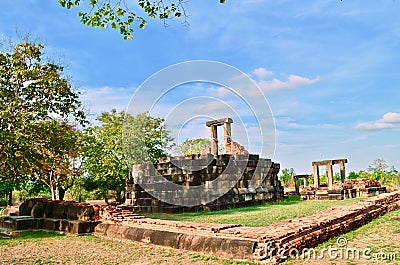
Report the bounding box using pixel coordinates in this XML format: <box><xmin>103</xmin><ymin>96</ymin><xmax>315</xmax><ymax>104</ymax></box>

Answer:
<box><xmin>0</xmin><ymin>41</ymin><xmax>86</xmax><ymax>205</ymax></box>
<box><xmin>348</xmin><ymin>171</ymin><xmax>359</xmax><ymax>179</ymax></box>
<box><xmin>33</xmin><ymin>119</ymin><xmax>83</xmax><ymax>200</ymax></box>
<box><xmin>58</xmin><ymin>0</ymin><xmax>226</xmax><ymax>39</ymax></box>
<box><xmin>279</xmin><ymin>168</ymin><xmax>295</xmax><ymax>187</ymax></box>
<box><xmin>123</xmin><ymin>111</ymin><xmax>174</xmax><ymax>165</ymax></box>
<box><xmin>82</xmin><ymin>110</ymin><xmax>173</xmax><ymax>202</ymax></box>
<box><xmin>176</xmin><ymin>138</ymin><xmax>211</xmax><ymax>156</ymax></box>
<box><xmin>369</xmin><ymin>158</ymin><xmax>389</xmax><ymax>173</ymax></box>
<box><xmin>14</xmin><ymin>180</ymin><xmax>51</xmax><ymax>202</ymax></box>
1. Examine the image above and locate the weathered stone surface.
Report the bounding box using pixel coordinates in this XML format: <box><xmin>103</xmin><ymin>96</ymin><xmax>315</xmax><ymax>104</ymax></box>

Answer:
<box><xmin>94</xmin><ymin>223</ymin><xmax>110</xmax><ymax>235</ymax></box>
<box><xmin>0</xmin><ymin>199</ymin><xmax>101</xmax><ymax>234</ymax></box>
<box><xmin>126</xmin><ymin>154</ymin><xmax>284</xmax><ymax>213</ymax></box>
<box><xmin>43</xmin><ymin>218</ymin><xmax>60</xmax><ymax>231</ymax></box>
<box><xmin>124</xmin><ymin>227</ymin><xmax>145</xmax><ymax>242</ymax></box>
<box><xmin>67</xmin><ymin>220</ymin><xmax>100</xmax><ymax>234</ymax></box>
<box><xmin>14</xmin><ymin>217</ymin><xmax>39</xmax><ymax>230</ymax></box>
<box><xmin>31</xmin><ymin>202</ymin><xmax>46</xmax><ymax>218</ymax></box>
<box><xmin>21</xmin><ymin>199</ymin><xmax>96</xmax><ymax>221</ymax></box>
<box><xmin>151</xmin><ymin>230</ymin><xmax>181</xmax><ymax>248</ymax></box>
<box><xmin>52</xmin><ymin>203</ymin><xmax>68</xmax><ymax>219</ymax></box>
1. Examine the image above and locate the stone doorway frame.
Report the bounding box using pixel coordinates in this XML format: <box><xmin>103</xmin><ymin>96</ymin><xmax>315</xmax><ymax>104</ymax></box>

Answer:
<box><xmin>312</xmin><ymin>159</ymin><xmax>348</xmax><ymax>190</ymax></box>
<box><xmin>205</xmin><ymin>118</ymin><xmax>233</xmax><ymax>155</ymax></box>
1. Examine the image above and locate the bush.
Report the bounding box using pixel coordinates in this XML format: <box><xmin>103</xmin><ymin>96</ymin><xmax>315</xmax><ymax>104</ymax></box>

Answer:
<box><xmin>0</xmin><ymin>199</ymin><xmax>7</xmax><ymax>207</ymax></box>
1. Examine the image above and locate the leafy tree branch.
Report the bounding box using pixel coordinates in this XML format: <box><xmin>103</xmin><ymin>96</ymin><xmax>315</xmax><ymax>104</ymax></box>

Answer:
<box><xmin>58</xmin><ymin>0</ymin><xmax>226</xmax><ymax>39</ymax></box>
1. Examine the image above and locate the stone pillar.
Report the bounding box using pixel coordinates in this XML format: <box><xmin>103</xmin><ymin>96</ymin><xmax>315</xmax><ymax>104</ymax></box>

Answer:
<box><xmin>340</xmin><ymin>162</ymin><xmax>346</xmax><ymax>183</ymax></box>
<box><xmin>327</xmin><ymin>163</ymin><xmax>334</xmax><ymax>190</ymax></box>
<box><xmin>294</xmin><ymin>177</ymin><xmax>300</xmax><ymax>195</ymax></box>
<box><xmin>224</xmin><ymin>121</ymin><xmax>232</xmax><ymax>154</ymax></box>
<box><xmin>304</xmin><ymin>176</ymin><xmax>309</xmax><ymax>186</ymax></box>
<box><xmin>210</xmin><ymin>125</ymin><xmax>218</xmax><ymax>155</ymax></box>
<box><xmin>313</xmin><ymin>165</ymin><xmax>320</xmax><ymax>189</ymax></box>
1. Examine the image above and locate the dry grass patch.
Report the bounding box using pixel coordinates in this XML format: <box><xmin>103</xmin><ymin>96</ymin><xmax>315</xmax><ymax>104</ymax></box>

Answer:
<box><xmin>0</xmin><ymin>231</ymin><xmax>257</xmax><ymax>265</ymax></box>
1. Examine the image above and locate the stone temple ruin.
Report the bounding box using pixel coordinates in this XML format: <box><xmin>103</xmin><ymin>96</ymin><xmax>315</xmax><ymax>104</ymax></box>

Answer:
<box><xmin>298</xmin><ymin>159</ymin><xmax>386</xmax><ymax>200</ymax></box>
<box><xmin>124</xmin><ymin>118</ymin><xmax>284</xmax><ymax>212</ymax></box>
<box><xmin>1</xmin><ymin>117</ymin><xmax>399</xmax><ymax>264</ymax></box>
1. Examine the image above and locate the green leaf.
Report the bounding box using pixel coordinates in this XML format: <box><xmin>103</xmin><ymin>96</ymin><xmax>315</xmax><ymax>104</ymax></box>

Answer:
<box><xmin>89</xmin><ymin>0</ymin><xmax>98</xmax><ymax>7</ymax></box>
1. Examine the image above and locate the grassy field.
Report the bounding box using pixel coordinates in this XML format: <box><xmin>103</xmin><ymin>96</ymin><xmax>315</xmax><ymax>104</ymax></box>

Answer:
<box><xmin>145</xmin><ymin>196</ymin><xmax>366</xmax><ymax>227</ymax></box>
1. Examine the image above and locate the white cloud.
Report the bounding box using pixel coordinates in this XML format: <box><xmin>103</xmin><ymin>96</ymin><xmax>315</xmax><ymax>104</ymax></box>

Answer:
<box><xmin>355</xmin><ymin>112</ymin><xmax>400</xmax><ymax>131</ymax></box>
<box><xmin>354</xmin><ymin>122</ymin><xmax>395</xmax><ymax>131</ymax></box>
<box><xmin>276</xmin><ymin>116</ymin><xmax>337</xmax><ymax>130</ymax></box>
<box><xmin>207</xmin><ymin>86</ymin><xmax>232</xmax><ymax>98</ymax></box>
<box><xmin>257</xmin><ymin>74</ymin><xmax>319</xmax><ymax>93</ymax></box>
<box><xmin>380</xmin><ymin>112</ymin><xmax>400</xmax><ymax>123</ymax></box>
<box><xmin>80</xmin><ymin>86</ymin><xmax>134</xmax><ymax>119</ymax></box>
<box><xmin>253</xmin><ymin>67</ymin><xmax>273</xmax><ymax>79</ymax></box>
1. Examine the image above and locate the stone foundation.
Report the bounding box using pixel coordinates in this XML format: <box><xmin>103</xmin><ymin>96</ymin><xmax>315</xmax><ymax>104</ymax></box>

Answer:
<box><xmin>97</xmin><ymin>191</ymin><xmax>400</xmax><ymax>263</ymax></box>
<box><xmin>125</xmin><ymin>154</ymin><xmax>284</xmax><ymax>212</ymax></box>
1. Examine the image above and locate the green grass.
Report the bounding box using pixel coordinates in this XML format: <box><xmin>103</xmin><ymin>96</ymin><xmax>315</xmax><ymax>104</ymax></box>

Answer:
<box><xmin>144</xmin><ymin>196</ymin><xmax>366</xmax><ymax>227</ymax></box>
<box><xmin>0</xmin><ymin>230</ymin><xmax>65</xmax><ymax>247</ymax></box>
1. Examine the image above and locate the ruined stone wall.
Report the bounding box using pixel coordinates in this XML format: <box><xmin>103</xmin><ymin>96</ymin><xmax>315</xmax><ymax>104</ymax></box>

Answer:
<box><xmin>125</xmin><ymin>154</ymin><xmax>284</xmax><ymax>213</ymax></box>
<box><xmin>0</xmin><ymin>198</ymin><xmax>101</xmax><ymax>234</ymax></box>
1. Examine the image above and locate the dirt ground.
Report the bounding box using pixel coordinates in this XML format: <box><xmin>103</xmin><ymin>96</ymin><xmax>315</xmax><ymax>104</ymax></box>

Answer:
<box><xmin>0</xmin><ymin>231</ymin><xmax>254</xmax><ymax>265</ymax></box>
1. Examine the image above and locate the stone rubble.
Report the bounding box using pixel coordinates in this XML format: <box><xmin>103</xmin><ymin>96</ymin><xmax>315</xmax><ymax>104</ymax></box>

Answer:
<box><xmin>332</xmin><ymin>178</ymin><xmax>381</xmax><ymax>190</ymax></box>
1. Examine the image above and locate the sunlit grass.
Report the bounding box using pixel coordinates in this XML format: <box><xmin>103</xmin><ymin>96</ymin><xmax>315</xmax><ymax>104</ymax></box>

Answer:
<box><xmin>144</xmin><ymin>196</ymin><xmax>366</xmax><ymax>227</ymax></box>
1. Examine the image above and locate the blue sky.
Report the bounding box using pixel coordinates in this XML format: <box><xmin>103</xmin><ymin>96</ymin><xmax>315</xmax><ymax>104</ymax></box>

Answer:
<box><xmin>1</xmin><ymin>0</ymin><xmax>399</xmax><ymax>174</ymax></box>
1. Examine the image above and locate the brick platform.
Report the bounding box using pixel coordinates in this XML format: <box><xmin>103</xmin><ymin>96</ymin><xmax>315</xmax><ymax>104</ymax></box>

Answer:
<box><xmin>96</xmin><ymin>191</ymin><xmax>400</xmax><ymax>263</ymax></box>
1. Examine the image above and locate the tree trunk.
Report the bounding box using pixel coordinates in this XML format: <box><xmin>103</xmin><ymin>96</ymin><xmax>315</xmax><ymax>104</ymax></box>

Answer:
<box><xmin>58</xmin><ymin>187</ymin><xmax>66</xmax><ymax>201</ymax></box>
<box><xmin>104</xmin><ymin>191</ymin><xmax>108</xmax><ymax>203</ymax></box>
<box><xmin>116</xmin><ymin>191</ymin><xmax>121</xmax><ymax>203</ymax></box>
<box><xmin>55</xmin><ymin>185</ymin><xmax>60</xmax><ymax>200</ymax></box>
<box><xmin>7</xmin><ymin>190</ymin><xmax>13</xmax><ymax>206</ymax></box>
<box><xmin>49</xmin><ymin>172</ymin><xmax>55</xmax><ymax>200</ymax></box>
<box><xmin>50</xmin><ymin>187</ymin><xmax>55</xmax><ymax>200</ymax></box>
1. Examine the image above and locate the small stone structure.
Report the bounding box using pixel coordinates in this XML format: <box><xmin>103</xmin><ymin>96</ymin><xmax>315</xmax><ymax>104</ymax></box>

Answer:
<box><xmin>312</xmin><ymin>159</ymin><xmax>347</xmax><ymax>190</ymax></box>
<box><xmin>125</xmin><ymin>118</ymin><xmax>284</xmax><ymax>212</ymax></box>
<box><xmin>299</xmin><ymin>159</ymin><xmax>386</xmax><ymax>200</ymax></box>
<box><xmin>204</xmin><ymin>118</ymin><xmax>249</xmax><ymax>155</ymax></box>
<box><xmin>293</xmin><ymin>174</ymin><xmax>312</xmax><ymax>195</ymax></box>
<box><xmin>206</xmin><ymin>118</ymin><xmax>233</xmax><ymax>155</ymax></box>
